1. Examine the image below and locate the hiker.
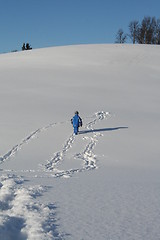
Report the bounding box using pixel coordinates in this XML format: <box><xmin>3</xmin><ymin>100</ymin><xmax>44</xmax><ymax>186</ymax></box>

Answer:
<box><xmin>71</xmin><ymin>111</ymin><xmax>82</xmax><ymax>135</ymax></box>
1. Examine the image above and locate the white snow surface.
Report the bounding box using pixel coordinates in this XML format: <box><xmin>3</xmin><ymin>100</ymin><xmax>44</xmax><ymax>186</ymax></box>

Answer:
<box><xmin>0</xmin><ymin>44</ymin><xmax>160</xmax><ymax>239</ymax></box>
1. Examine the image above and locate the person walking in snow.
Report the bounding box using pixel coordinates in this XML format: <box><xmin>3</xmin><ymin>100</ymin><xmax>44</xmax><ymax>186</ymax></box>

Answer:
<box><xmin>71</xmin><ymin>111</ymin><xmax>82</xmax><ymax>135</ymax></box>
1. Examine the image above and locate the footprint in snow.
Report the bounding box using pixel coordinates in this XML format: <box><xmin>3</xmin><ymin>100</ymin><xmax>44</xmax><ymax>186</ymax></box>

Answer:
<box><xmin>0</xmin><ymin>111</ymin><xmax>110</xmax><ymax>178</ymax></box>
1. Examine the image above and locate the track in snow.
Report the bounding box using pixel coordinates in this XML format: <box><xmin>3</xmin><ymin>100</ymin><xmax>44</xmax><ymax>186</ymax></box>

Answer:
<box><xmin>0</xmin><ymin>121</ymin><xmax>66</xmax><ymax>165</ymax></box>
<box><xmin>0</xmin><ymin>111</ymin><xmax>111</xmax><ymax>178</ymax></box>
<box><xmin>0</xmin><ymin>174</ymin><xmax>64</xmax><ymax>240</ymax></box>
<box><xmin>43</xmin><ymin>111</ymin><xmax>110</xmax><ymax>178</ymax></box>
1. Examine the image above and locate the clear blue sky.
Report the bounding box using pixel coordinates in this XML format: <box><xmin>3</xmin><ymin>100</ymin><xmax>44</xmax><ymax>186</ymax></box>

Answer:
<box><xmin>0</xmin><ymin>0</ymin><xmax>160</xmax><ymax>53</ymax></box>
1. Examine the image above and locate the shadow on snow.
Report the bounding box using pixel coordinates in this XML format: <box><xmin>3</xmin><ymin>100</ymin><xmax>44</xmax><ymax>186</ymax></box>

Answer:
<box><xmin>79</xmin><ymin>127</ymin><xmax>128</xmax><ymax>134</ymax></box>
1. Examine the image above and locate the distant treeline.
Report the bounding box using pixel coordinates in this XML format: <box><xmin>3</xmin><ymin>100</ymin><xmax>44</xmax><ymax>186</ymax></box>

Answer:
<box><xmin>22</xmin><ymin>43</ymin><xmax>32</xmax><ymax>51</ymax></box>
<box><xmin>116</xmin><ymin>16</ymin><xmax>160</xmax><ymax>44</ymax></box>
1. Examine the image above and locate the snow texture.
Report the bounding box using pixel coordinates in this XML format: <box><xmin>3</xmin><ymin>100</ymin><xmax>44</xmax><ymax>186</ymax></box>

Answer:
<box><xmin>0</xmin><ymin>44</ymin><xmax>160</xmax><ymax>239</ymax></box>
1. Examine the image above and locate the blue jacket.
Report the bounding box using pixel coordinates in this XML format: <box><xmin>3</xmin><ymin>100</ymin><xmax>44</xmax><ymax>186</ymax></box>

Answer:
<box><xmin>72</xmin><ymin>114</ymin><xmax>82</xmax><ymax>128</ymax></box>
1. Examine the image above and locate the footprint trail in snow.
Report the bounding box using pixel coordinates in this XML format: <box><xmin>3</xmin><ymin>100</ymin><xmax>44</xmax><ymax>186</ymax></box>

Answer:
<box><xmin>0</xmin><ymin>174</ymin><xmax>63</xmax><ymax>240</ymax></box>
<box><xmin>44</xmin><ymin>111</ymin><xmax>110</xmax><ymax>178</ymax></box>
<box><xmin>0</xmin><ymin>121</ymin><xmax>65</xmax><ymax>165</ymax></box>
<box><xmin>0</xmin><ymin>111</ymin><xmax>110</xmax><ymax>239</ymax></box>
<box><xmin>0</xmin><ymin>111</ymin><xmax>110</xmax><ymax>178</ymax></box>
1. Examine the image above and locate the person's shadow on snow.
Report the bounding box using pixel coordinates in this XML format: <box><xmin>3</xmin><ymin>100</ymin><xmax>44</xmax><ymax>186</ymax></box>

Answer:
<box><xmin>79</xmin><ymin>127</ymin><xmax>128</xmax><ymax>134</ymax></box>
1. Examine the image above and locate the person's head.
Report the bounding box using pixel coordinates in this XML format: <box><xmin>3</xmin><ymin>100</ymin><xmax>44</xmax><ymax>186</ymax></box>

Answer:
<box><xmin>75</xmin><ymin>111</ymin><xmax>79</xmax><ymax>115</ymax></box>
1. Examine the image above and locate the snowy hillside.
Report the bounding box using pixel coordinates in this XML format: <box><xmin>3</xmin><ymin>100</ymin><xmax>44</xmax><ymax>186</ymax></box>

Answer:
<box><xmin>0</xmin><ymin>44</ymin><xmax>160</xmax><ymax>240</ymax></box>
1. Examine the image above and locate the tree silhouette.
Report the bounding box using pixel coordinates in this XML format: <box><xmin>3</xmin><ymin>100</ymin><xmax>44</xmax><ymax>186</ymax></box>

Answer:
<box><xmin>115</xmin><ymin>29</ymin><xmax>127</xmax><ymax>43</ymax></box>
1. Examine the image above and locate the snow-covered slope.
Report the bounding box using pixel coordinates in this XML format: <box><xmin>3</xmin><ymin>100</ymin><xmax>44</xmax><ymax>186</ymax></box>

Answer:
<box><xmin>0</xmin><ymin>44</ymin><xmax>160</xmax><ymax>239</ymax></box>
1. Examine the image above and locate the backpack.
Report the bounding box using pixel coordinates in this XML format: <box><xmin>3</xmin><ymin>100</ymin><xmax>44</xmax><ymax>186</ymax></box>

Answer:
<box><xmin>79</xmin><ymin>117</ymin><xmax>82</xmax><ymax>127</ymax></box>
